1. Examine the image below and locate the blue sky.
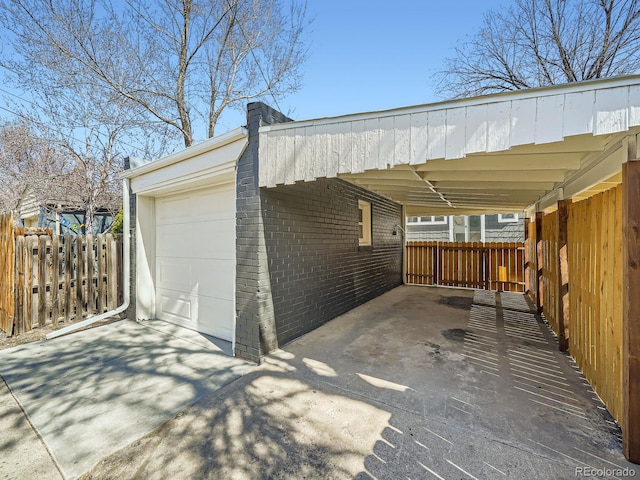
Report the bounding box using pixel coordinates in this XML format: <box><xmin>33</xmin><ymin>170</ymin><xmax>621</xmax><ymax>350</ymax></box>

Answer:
<box><xmin>0</xmin><ymin>0</ymin><xmax>508</xmax><ymax>143</ymax></box>
<box><xmin>217</xmin><ymin>0</ymin><xmax>508</xmax><ymax>131</ymax></box>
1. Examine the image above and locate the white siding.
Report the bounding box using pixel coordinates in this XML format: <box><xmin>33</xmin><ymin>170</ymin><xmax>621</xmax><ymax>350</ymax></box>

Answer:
<box><xmin>258</xmin><ymin>81</ymin><xmax>640</xmax><ymax>187</ymax></box>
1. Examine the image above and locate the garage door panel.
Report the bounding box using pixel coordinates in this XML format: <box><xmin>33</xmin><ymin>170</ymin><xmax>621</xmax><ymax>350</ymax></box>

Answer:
<box><xmin>156</xmin><ymin>259</ymin><xmax>191</xmax><ymax>292</ymax></box>
<box><xmin>156</xmin><ymin>258</ymin><xmax>234</xmax><ymax>299</ymax></box>
<box><xmin>154</xmin><ymin>183</ymin><xmax>235</xmax><ymax>342</ymax></box>
<box><xmin>156</xmin><ymin>288</ymin><xmax>234</xmax><ymax>340</ymax></box>
<box><xmin>155</xmin><ymin>195</ymin><xmax>192</xmax><ymax>225</ymax></box>
<box><xmin>191</xmin><ymin>186</ymin><xmax>234</xmax><ymax>218</ymax></box>
<box><xmin>157</xmin><ymin>290</ymin><xmax>192</xmax><ymax>322</ymax></box>
<box><xmin>156</xmin><ymin>223</ymin><xmax>234</xmax><ymax>259</ymax></box>
<box><xmin>190</xmin><ymin>227</ymin><xmax>234</xmax><ymax>259</ymax></box>
<box><xmin>156</xmin><ymin>185</ymin><xmax>235</xmax><ymax>225</ymax></box>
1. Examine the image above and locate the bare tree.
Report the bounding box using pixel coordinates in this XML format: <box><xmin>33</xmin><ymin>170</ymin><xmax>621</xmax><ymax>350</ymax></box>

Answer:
<box><xmin>436</xmin><ymin>0</ymin><xmax>640</xmax><ymax>98</ymax></box>
<box><xmin>0</xmin><ymin>0</ymin><xmax>308</xmax><ymax>148</ymax></box>
<box><xmin>0</xmin><ymin>120</ymin><xmax>71</xmax><ymax>216</ymax></box>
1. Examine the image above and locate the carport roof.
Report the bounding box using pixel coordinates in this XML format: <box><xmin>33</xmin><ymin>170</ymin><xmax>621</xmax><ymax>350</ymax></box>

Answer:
<box><xmin>258</xmin><ymin>75</ymin><xmax>640</xmax><ymax>215</ymax></box>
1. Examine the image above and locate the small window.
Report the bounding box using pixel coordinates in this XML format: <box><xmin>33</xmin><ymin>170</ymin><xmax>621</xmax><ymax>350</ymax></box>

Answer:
<box><xmin>358</xmin><ymin>200</ymin><xmax>372</xmax><ymax>246</ymax></box>
<box><xmin>498</xmin><ymin>213</ymin><xmax>519</xmax><ymax>223</ymax></box>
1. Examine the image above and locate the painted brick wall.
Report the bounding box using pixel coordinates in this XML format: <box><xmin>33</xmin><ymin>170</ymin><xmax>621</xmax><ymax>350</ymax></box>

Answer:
<box><xmin>235</xmin><ymin>103</ymin><xmax>293</xmax><ymax>362</ymax></box>
<box><xmin>124</xmin><ymin>157</ymin><xmax>137</xmax><ymax>322</ymax></box>
<box><xmin>236</xmin><ymin>103</ymin><xmax>403</xmax><ymax>361</ymax></box>
<box><xmin>261</xmin><ymin>178</ymin><xmax>403</xmax><ymax>346</ymax></box>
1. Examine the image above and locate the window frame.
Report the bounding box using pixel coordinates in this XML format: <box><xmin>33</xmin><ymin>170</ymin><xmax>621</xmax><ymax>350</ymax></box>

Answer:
<box><xmin>358</xmin><ymin>200</ymin><xmax>372</xmax><ymax>247</ymax></box>
<box><xmin>498</xmin><ymin>213</ymin><xmax>519</xmax><ymax>223</ymax></box>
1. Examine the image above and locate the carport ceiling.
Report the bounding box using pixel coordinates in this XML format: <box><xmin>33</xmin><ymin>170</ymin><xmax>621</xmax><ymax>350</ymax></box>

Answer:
<box><xmin>339</xmin><ymin>136</ymin><xmax>604</xmax><ymax>214</ymax></box>
<box><xmin>258</xmin><ymin>75</ymin><xmax>640</xmax><ymax>215</ymax></box>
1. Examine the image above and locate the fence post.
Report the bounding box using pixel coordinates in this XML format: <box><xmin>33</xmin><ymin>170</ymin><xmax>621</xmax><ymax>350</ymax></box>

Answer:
<box><xmin>556</xmin><ymin>200</ymin><xmax>570</xmax><ymax>352</ymax></box>
<box><xmin>481</xmin><ymin>246</ymin><xmax>487</xmax><ymax>290</ymax></box>
<box><xmin>534</xmin><ymin>212</ymin><xmax>544</xmax><ymax>314</ymax></box>
<box><xmin>622</xmin><ymin>159</ymin><xmax>640</xmax><ymax>463</ymax></box>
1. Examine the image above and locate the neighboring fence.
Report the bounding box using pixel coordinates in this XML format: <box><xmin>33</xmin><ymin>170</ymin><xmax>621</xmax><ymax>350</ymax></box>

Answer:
<box><xmin>406</xmin><ymin>241</ymin><xmax>525</xmax><ymax>292</ymax></box>
<box><xmin>0</xmin><ymin>222</ymin><xmax>123</xmax><ymax>336</ymax></box>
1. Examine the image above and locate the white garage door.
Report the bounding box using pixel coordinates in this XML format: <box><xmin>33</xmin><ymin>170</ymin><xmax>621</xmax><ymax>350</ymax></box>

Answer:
<box><xmin>155</xmin><ymin>183</ymin><xmax>235</xmax><ymax>341</ymax></box>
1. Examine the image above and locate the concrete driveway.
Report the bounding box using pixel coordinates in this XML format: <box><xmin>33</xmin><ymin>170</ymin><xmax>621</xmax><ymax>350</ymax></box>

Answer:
<box><xmin>77</xmin><ymin>286</ymin><xmax>637</xmax><ymax>480</ymax></box>
<box><xmin>0</xmin><ymin>319</ymin><xmax>253</xmax><ymax>480</ymax></box>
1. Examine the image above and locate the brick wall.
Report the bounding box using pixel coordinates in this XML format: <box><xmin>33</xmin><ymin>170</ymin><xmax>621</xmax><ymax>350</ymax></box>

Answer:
<box><xmin>235</xmin><ymin>102</ymin><xmax>404</xmax><ymax>361</ymax></box>
<box><xmin>261</xmin><ymin>178</ymin><xmax>403</xmax><ymax>346</ymax></box>
<box><xmin>124</xmin><ymin>157</ymin><xmax>137</xmax><ymax>321</ymax></box>
<box><xmin>235</xmin><ymin>103</ymin><xmax>293</xmax><ymax>362</ymax></box>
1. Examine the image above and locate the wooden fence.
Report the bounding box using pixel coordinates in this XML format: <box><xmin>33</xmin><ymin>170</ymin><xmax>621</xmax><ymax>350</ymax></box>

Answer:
<box><xmin>567</xmin><ymin>185</ymin><xmax>623</xmax><ymax>424</ymax></box>
<box><xmin>2</xmin><ymin>228</ymin><xmax>123</xmax><ymax>336</ymax></box>
<box><xmin>406</xmin><ymin>241</ymin><xmax>525</xmax><ymax>292</ymax></box>
<box><xmin>541</xmin><ymin>211</ymin><xmax>559</xmax><ymax>334</ymax></box>
<box><xmin>0</xmin><ymin>213</ymin><xmax>15</xmax><ymax>334</ymax></box>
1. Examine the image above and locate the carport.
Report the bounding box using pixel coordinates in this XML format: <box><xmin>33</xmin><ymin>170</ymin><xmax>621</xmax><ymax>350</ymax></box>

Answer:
<box><xmin>257</xmin><ymin>75</ymin><xmax>640</xmax><ymax>462</ymax></box>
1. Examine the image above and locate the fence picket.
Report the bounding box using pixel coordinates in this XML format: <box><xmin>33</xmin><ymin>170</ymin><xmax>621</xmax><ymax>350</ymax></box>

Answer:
<box><xmin>97</xmin><ymin>235</ymin><xmax>105</xmax><ymax>313</ymax></box>
<box><xmin>0</xmin><ymin>213</ymin><xmax>15</xmax><ymax>334</ymax></box>
<box><xmin>25</xmin><ymin>237</ymin><xmax>35</xmax><ymax>331</ymax></box>
<box><xmin>76</xmin><ymin>235</ymin><xmax>84</xmax><ymax>319</ymax></box>
<box><xmin>14</xmin><ymin>236</ymin><xmax>24</xmax><ymax>335</ymax></box>
<box><xmin>37</xmin><ymin>236</ymin><xmax>47</xmax><ymax>326</ymax></box>
<box><xmin>87</xmin><ymin>234</ymin><xmax>95</xmax><ymax>316</ymax></box>
<box><xmin>51</xmin><ymin>236</ymin><xmax>60</xmax><ymax>325</ymax></box>
<box><xmin>107</xmin><ymin>234</ymin><xmax>118</xmax><ymax>310</ymax></box>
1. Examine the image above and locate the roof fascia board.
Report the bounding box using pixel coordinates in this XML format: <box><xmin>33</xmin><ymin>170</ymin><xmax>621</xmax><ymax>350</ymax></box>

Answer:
<box><xmin>259</xmin><ymin>75</ymin><xmax>640</xmax><ymax>133</ymax></box>
<box><xmin>121</xmin><ymin>127</ymin><xmax>248</xmax><ymax>179</ymax></box>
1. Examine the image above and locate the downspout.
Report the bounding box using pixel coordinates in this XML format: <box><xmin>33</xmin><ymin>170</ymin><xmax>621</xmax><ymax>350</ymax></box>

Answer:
<box><xmin>46</xmin><ymin>177</ymin><xmax>131</xmax><ymax>340</ymax></box>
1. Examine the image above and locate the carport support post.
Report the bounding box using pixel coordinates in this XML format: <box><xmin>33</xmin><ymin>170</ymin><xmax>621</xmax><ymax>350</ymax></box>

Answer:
<box><xmin>622</xmin><ymin>159</ymin><xmax>640</xmax><ymax>463</ymax></box>
<box><xmin>556</xmin><ymin>199</ymin><xmax>570</xmax><ymax>352</ymax></box>
<box><xmin>534</xmin><ymin>211</ymin><xmax>543</xmax><ymax>314</ymax></box>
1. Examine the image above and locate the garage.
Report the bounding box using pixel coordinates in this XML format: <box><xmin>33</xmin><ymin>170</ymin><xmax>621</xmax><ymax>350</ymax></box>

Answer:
<box><xmin>122</xmin><ymin>127</ymin><xmax>248</xmax><ymax>348</ymax></box>
<box><xmin>155</xmin><ymin>184</ymin><xmax>235</xmax><ymax>340</ymax></box>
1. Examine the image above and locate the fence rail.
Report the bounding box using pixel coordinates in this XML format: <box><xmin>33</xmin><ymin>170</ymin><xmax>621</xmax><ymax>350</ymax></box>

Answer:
<box><xmin>406</xmin><ymin>241</ymin><xmax>525</xmax><ymax>292</ymax></box>
<box><xmin>1</xmin><ymin>227</ymin><xmax>123</xmax><ymax>336</ymax></box>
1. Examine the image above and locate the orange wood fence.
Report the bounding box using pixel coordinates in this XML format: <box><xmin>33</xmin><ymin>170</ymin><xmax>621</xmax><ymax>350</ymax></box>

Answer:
<box><xmin>531</xmin><ymin>185</ymin><xmax>623</xmax><ymax>425</ymax></box>
<box><xmin>541</xmin><ymin>211</ymin><xmax>559</xmax><ymax>334</ymax></box>
<box><xmin>567</xmin><ymin>186</ymin><xmax>623</xmax><ymax>424</ymax></box>
<box><xmin>0</xmin><ymin>213</ymin><xmax>15</xmax><ymax>334</ymax></box>
<box><xmin>406</xmin><ymin>241</ymin><xmax>525</xmax><ymax>292</ymax></box>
